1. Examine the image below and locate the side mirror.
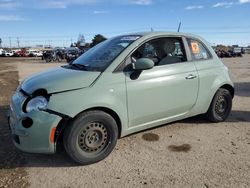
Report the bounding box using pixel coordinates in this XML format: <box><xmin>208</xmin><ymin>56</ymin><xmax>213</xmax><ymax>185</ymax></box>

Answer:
<box><xmin>133</xmin><ymin>58</ymin><xmax>154</xmax><ymax>71</ymax></box>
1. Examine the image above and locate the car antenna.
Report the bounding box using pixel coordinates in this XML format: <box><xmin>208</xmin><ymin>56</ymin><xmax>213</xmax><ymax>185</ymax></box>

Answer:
<box><xmin>177</xmin><ymin>22</ymin><xmax>181</xmax><ymax>32</ymax></box>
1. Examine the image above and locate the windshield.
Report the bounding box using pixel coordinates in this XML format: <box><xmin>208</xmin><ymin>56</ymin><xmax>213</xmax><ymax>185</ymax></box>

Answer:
<box><xmin>71</xmin><ymin>35</ymin><xmax>141</xmax><ymax>72</ymax></box>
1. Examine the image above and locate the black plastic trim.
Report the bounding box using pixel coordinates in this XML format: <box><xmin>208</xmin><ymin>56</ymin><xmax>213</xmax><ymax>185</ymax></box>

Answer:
<box><xmin>43</xmin><ymin>109</ymin><xmax>70</xmax><ymax>119</ymax></box>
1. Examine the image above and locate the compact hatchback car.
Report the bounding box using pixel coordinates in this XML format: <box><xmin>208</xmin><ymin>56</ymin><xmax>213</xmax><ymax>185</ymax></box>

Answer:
<box><xmin>9</xmin><ymin>32</ymin><xmax>234</xmax><ymax>164</ymax></box>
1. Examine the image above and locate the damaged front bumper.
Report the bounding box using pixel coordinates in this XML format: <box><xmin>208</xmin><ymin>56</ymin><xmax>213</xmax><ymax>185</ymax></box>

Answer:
<box><xmin>8</xmin><ymin>90</ymin><xmax>62</xmax><ymax>154</ymax></box>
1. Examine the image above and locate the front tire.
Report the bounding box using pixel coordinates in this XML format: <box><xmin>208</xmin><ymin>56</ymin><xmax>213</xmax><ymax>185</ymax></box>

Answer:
<box><xmin>63</xmin><ymin>110</ymin><xmax>118</xmax><ymax>165</ymax></box>
<box><xmin>206</xmin><ymin>88</ymin><xmax>232</xmax><ymax>122</ymax></box>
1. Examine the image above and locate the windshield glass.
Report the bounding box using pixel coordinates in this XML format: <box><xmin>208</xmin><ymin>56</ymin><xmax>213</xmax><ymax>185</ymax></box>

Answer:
<box><xmin>72</xmin><ymin>35</ymin><xmax>141</xmax><ymax>72</ymax></box>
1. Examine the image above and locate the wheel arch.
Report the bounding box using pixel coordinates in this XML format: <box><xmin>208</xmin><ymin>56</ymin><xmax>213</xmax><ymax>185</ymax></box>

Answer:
<box><xmin>54</xmin><ymin>106</ymin><xmax>122</xmax><ymax>145</ymax></box>
<box><xmin>204</xmin><ymin>83</ymin><xmax>234</xmax><ymax>114</ymax></box>
<box><xmin>220</xmin><ymin>84</ymin><xmax>234</xmax><ymax>98</ymax></box>
<box><xmin>80</xmin><ymin>107</ymin><xmax>122</xmax><ymax>138</ymax></box>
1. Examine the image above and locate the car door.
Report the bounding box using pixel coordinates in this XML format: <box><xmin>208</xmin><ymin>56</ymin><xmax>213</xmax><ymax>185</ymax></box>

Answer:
<box><xmin>125</xmin><ymin>37</ymin><xmax>199</xmax><ymax>128</ymax></box>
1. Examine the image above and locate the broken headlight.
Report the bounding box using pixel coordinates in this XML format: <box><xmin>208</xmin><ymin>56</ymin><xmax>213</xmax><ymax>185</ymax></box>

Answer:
<box><xmin>26</xmin><ymin>96</ymin><xmax>48</xmax><ymax>113</ymax></box>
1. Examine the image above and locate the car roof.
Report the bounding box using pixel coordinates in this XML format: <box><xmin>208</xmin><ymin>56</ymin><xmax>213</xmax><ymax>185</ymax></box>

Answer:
<box><xmin>124</xmin><ymin>31</ymin><xmax>204</xmax><ymax>41</ymax></box>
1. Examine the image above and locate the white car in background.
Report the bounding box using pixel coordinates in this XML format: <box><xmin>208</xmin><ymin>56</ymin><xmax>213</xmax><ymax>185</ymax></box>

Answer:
<box><xmin>27</xmin><ymin>50</ymin><xmax>43</xmax><ymax>57</ymax></box>
<box><xmin>0</xmin><ymin>49</ymin><xmax>5</xmax><ymax>56</ymax></box>
<box><xmin>5</xmin><ymin>51</ymin><xmax>14</xmax><ymax>56</ymax></box>
<box><xmin>33</xmin><ymin>51</ymin><xmax>43</xmax><ymax>57</ymax></box>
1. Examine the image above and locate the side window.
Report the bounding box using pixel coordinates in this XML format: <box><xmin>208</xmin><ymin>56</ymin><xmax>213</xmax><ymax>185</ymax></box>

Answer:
<box><xmin>187</xmin><ymin>39</ymin><xmax>211</xmax><ymax>60</ymax></box>
<box><xmin>131</xmin><ymin>37</ymin><xmax>187</xmax><ymax>66</ymax></box>
<box><xmin>131</xmin><ymin>43</ymin><xmax>158</xmax><ymax>63</ymax></box>
<box><xmin>143</xmin><ymin>43</ymin><xmax>157</xmax><ymax>58</ymax></box>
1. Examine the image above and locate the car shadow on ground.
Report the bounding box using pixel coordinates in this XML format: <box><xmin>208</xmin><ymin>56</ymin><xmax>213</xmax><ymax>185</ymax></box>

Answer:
<box><xmin>234</xmin><ymin>82</ymin><xmax>250</xmax><ymax>97</ymax></box>
<box><xmin>1</xmin><ymin>103</ymin><xmax>249</xmax><ymax>169</ymax></box>
<box><xmin>181</xmin><ymin>110</ymin><xmax>250</xmax><ymax>124</ymax></box>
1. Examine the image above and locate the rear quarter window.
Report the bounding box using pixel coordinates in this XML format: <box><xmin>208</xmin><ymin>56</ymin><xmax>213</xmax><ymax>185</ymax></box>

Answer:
<box><xmin>187</xmin><ymin>38</ymin><xmax>212</xmax><ymax>61</ymax></box>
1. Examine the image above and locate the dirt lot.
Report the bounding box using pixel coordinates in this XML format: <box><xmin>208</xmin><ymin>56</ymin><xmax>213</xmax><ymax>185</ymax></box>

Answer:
<box><xmin>0</xmin><ymin>56</ymin><xmax>249</xmax><ymax>188</ymax></box>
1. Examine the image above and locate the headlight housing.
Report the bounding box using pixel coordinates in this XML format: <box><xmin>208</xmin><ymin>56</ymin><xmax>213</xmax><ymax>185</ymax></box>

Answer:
<box><xmin>26</xmin><ymin>96</ymin><xmax>48</xmax><ymax>113</ymax></box>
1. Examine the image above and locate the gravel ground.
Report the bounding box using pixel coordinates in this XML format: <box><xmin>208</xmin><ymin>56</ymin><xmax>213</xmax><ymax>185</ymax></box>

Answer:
<box><xmin>0</xmin><ymin>59</ymin><xmax>29</xmax><ymax>188</ymax></box>
<box><xmin>0</xmin><ymin>56</ymin><xmax>249</xmax><ymax>188</ymax></box>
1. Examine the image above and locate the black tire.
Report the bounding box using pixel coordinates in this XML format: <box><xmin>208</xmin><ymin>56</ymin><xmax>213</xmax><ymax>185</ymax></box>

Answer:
<box><xmin>206</xmin><ymin>88</ymin><xmax>232</xmax><ymax>122</ymax></box>
<box><xmin>57</xmin><ymin>57</ymin><xmax>62</xmax><ymax>62</ymax></box>
<box><xmin>63</xmin><ymin>110</ymin><xmax>118</xmax><ymax>165</ymax></box>
<box><xmin>45</xmin><ymin>57</ymin><xmax>51</xmax><ymax>63</ymax></box>
<box><xmin>56</xmin><ymin>55</ymin><xmax>62</xmax><ymax>62</ymax></box>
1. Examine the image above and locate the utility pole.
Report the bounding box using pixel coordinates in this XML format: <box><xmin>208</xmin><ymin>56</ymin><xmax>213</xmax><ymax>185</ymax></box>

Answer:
<box><xmin>9</xmin><ymin>37</ymin><xmax>12</xmax><ymax>48</ymax></box>
<box><xmin>17</xmin><ymin>37</ymin><xmax>20</xmax><ymax>48</ymax></box>
<box><xmin>0</xmin><ymin>38</ymin><xmax>2</xmax><ymax>48</ymax></box>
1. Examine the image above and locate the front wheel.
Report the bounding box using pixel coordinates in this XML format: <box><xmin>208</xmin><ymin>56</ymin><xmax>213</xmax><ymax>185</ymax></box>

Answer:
<box><xmin>206</xmin><ymin>88</ymin><xmax>232</xmax><ymax>122</ymax></box>
<box><xmin>63</xmin><ymin>110</ymin><xmax>118</xmax><ymax>165</ymax></box>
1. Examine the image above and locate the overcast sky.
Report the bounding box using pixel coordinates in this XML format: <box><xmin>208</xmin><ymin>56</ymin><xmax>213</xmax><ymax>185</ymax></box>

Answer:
<box><xmin>0</xmin><ymin>0</ymin><xmax>250</xmax><ymax>47</ymax></box>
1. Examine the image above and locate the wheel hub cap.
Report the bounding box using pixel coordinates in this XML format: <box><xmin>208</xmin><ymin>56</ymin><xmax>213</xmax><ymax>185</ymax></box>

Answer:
<box><xmin>215</xmin><ymin>96</ymin><xmax>227</xmax><ymax>115</ymax></box>
<box><xmin>78</xmin><ymin>122</ymin><xmax>108</xmax><ymax>153</ymax></box>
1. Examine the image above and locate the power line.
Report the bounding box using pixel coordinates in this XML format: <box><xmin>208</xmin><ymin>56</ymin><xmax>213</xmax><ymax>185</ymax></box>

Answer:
<box><xmin>1</xmin><ymin>27</ymin><xmax>250</xmax><ymax>47</ymax></box>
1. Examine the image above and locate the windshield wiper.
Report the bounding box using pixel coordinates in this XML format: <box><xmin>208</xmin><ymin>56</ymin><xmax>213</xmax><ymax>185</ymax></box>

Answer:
<box><xmin>70</xmin><ymin>64</ymin><xmax>88</xmax><ymax>70</ymax></box>
<box><xmin>62</xmin><ymin>64</ymin><xmax>102</xmax><ymax>72</ymax></box>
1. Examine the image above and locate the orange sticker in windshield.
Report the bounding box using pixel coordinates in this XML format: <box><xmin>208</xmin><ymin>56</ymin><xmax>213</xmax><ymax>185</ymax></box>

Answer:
<box><xmin>191</xmin><ymin>42</ymin><xmax>200</xmax><ymax>54</ymax></box>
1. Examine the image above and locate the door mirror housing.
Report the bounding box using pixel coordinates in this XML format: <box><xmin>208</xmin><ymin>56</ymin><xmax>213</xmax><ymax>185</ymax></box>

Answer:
<box><xmin>133</xmin><ymin>58</ymin><xmax>154</xmax><ymax>71</ymax></box>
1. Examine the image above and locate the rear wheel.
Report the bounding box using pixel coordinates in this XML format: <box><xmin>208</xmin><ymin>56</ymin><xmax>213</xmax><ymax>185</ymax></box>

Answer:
<box><xmin>63</xmin><ymin>110</ymin><xmax>118</xmax><ymax>165</ymax></box>
<box><xmin>206</xmin><ymin>88</ymin><xmax>232</xmax><ymax>122</ymax></box>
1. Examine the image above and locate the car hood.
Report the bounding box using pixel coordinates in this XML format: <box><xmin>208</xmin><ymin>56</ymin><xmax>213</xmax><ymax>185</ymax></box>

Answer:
<box><xmin>21</xmin><ymin>66</ymin><xmax>101</xmax><ymax>94</ymax></box>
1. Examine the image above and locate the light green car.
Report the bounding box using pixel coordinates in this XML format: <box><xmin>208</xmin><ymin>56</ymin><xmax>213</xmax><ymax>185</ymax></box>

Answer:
<box><xmin>9</xmin><ymin>32</ymin><xmax>234</xmax><ymax>164</ymax></box>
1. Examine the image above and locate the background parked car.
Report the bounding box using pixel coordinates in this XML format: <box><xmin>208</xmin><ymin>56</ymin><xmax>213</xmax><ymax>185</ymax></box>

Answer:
<box><xmin>42</xmin><ymin>49</ymin><xmax>64</xmax><ymax>63</ymax></box>
<box><xmin>0</xmin><ymin>49</ymin><xmax>5</xmax><ymax>57</ymax></box>
<box><xmin>13</xmin><ymin>49</ymin><xmax>28</xmax><ymax>57</ymax></box>
<box><xmin>65</xmin><ymin>47</ymin><xmax>84</xmax><ymax>63</ymax></box>
<box><xmin>27</xmin><ymin>50</ymin><xmax>43</xmax><ymax>57</ymax></box>
<box><xmin>4</xmin><ymin>51</ymin><xmax>14</xmax><ymax>57</ymax></box>
<box><xmin>215</xmin><ymin>46</ymin><xmax>243</xmax><ymax>58</ymax></box>
<box><xmin>233</xmin><ymin>47</ymin><xmax>243</xmax><ymax>57</ymax></box>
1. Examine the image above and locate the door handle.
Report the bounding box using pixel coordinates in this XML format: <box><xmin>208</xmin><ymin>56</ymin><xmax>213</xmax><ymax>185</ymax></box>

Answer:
<box><xmin>185</xmin><ymin>74</ymin><xmax>197</xmax><ymax>80</ymax></box>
